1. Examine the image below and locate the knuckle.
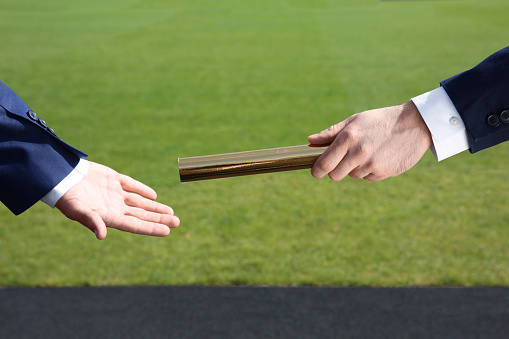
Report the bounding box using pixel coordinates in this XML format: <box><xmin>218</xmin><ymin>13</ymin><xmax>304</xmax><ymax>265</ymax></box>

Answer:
<box><xmin>322</xmin><ymin>124</ymin><xmax>339</xmax><ymax>136</ymax></box>
<box><xmin>364</xmin><ymin>160</ymin><xmax>376</xmax><ymax>172</ymax></box>
<box><xmin>315</xmin><ymin>157</ymin><xmax>336</xmax><ymax>174</ymax></box>
<box><xmin>340</xmin><ymin>127</ymin><xmax>362</xmax><ymax>145</ymax></box>
<box><xmin>328</xmin><ymin>172</ymin><xmax>343</xmax><ymax>181</ymax></box>
<box><xmin>349</xmin><ymin>171</ymin><xmax>362</xmax><ymax>180</ymax></box>
<box><xmin>341</xmin><ymin>128</ymin><xmax>356</xmax><ymax>141</ymax></box>
<box><xmin>355</xmin><ymin>145</ymin><xmax>371</xmax><ymax>159</ymax></box>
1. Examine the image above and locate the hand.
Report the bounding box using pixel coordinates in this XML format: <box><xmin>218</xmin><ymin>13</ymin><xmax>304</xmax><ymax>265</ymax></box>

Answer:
<box><xmin>308</xmin><ymin>102</ymin><xmax>432</xmax><ymax>182</ymax></box>
<box><xmin>56</xmin><ymin>161</ymin><xmax>180</xmax><ymax>239</ymax></box>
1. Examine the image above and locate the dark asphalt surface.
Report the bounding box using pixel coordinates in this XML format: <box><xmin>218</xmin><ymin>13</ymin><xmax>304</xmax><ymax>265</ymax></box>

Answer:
<box><xmin>1</xmin><ymin>286</ymin><xmax>508</xmax><ymax>338</ymax></box>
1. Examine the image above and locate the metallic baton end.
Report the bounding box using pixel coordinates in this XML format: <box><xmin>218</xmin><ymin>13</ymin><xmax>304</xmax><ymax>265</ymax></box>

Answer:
<box><xmin>178</xmin><ymin>144</ymin><xmax>329</xmax><ymax>183</ymax></box>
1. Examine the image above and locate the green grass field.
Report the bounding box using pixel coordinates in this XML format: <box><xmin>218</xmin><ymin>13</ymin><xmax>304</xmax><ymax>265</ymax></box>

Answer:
<box><xmin>1</xmin><ymin>0</ymin><xmax>509</xmax><ymax>286</ymax></box>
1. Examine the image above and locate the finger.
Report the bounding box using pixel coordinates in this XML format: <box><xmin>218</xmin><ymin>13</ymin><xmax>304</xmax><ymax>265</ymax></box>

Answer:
<box><xmin>118</xmin><ymin>174</ymin><xmax>157</xmax><ymax>200</ymax></box>
<box><xmin>310</xmin><ymin>135</ymin><xmax>348</xmax><ymax>179</ymax></box>
<box><xmin>307</xmin><ymin>118</ymin><xmax>352</xmax><ymax>145</ymax></box>
<box><xmin>327</xmin><ymin>151</ymin><xmax>361</xmax><ymax>181</ymax></box>
<box><xmin>348</xmin><ymin>167</ymin><xmax>372</xmax><ymax>180</ymax></box>
<box><xmin>125</xmin><ymin>205</ymin><xmax>180</xmax><ymax>228</ymax></box>
<box><xmin>363</xmin><ymin>173</ymin><xmax>386</xmax><ymax>182</ymax></box>
<box><xmin>124</xmin><ymin>192</ymin><xmax>174</xmax><ymax>215</ymax></box>
<box><xmin>113</xmin><ymin>215</ymin><xmax>174</xmax><ymax>237</ymax></box>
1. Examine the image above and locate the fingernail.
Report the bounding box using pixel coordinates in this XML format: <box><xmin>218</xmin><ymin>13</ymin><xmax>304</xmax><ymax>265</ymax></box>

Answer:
<box><xmin>93</xmin><ymin>229</ymin><xmax>98</xmax><ymax>236</ymax></box>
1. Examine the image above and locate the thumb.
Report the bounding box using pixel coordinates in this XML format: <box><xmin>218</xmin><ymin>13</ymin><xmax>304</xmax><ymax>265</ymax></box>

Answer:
<box><xmin>58</xmin><ymin>201</ymin><xmax>108</xmax><ymax>240</ymax></box>
<box><xmin>308</xmin><ymin>117</ymin><xmax>352</xmax><ymax>145</ymax></box>
<box><xmin>79</xmin><ymin>211</ymin><xmax>108</xmax><ymax>240</ymax></box>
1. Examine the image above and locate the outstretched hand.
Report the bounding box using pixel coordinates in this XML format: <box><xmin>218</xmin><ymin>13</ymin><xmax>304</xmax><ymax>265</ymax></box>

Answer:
<box><xmin>308</xmin><ymin>102</ymin><xmax>433</xmax><ymax>182</ymax></box>
<box><xmin>56</xmin><ymin>161</ymin><xmax>180</xmax><ymax>239</ymax></box>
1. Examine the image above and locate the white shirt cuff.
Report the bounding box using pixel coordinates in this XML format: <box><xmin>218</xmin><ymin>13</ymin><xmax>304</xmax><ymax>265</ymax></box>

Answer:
<box><xmin>412</xmin><ymin>87</ymin><xmax>470</xmax><ymax>161</ymax></box>
<box><xmin>41</xmin><ymin>158</ymin><xmax>89</xmax><ymax>208</ymax></box>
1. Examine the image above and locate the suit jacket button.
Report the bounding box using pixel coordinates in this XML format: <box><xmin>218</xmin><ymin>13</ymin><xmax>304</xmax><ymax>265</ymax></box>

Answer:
<box><xmin>500</xmin><ymin>110</ymin><xmax>509</xmax><ymax>124</ymax></box>
<box><xmin>27</xmin><ymin>111</ymin><xmax>38</xmax><ymax>121</ymax></box>
<box><xmin>487</xmin><ymin>114</ymin><xmax>500</xmax><ymax>127</ymax></box>
<box><xmin>48</xmin><ymin>127</ymin><xmax>57</xmax><ymax>136</ymax></box>
<box><xmin>38</xmin><ymin>117</ymin><xmax>47</xmax><ymax>128</ymax></box>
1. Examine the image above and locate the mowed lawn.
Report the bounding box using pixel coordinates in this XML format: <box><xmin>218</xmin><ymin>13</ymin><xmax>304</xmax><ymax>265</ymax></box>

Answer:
<box><xmin>1</xmin><ymin>0</ymin><xmax>509</xmax><ymax>286</ymax></box>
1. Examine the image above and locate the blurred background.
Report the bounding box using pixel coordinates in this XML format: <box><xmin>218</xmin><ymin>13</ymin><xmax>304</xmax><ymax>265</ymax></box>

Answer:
<box><xmin>1</xmin><ymin>0</ymin><xmax>508</xmax><ymax>287</ymax></box>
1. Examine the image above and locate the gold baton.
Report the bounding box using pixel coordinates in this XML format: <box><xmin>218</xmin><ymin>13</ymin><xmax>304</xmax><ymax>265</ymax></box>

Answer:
<box><xmin>178</xmin><ymin>144</ymin><xmax>329</xmax><ymax>182</ymax></box>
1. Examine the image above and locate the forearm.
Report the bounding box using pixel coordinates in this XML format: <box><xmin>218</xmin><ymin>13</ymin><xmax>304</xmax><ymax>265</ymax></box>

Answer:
<box><xmin>410</xmin><ymin>46</ymin><xmax>509</xmax><ymax>159</ymax></box>
<box><xmin>440</xmin><ymin>46</ymin><xmax>509</xmax><ymax>153</ymax></box>
<box><xmin>0</xmin><ymin>81</ymin><xmax>87</xmax><ymax>214</ymax></box>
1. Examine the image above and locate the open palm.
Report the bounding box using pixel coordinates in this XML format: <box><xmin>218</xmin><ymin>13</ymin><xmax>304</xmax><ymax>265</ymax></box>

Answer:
<box><xmin>56</xmin><ymin>162</ymin><xmax>180</xmax><ymax>239</ymax></box>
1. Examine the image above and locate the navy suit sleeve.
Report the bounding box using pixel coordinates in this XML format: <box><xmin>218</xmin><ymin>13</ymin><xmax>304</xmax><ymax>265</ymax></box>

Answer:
<box><xmin>441</xmin><ymin>46</ymin><xmax>509</xmax><ymax>153</ymax></box>
<box><xmin>0</xmin><ymin>81</ymin><xmax>87</xmax><ymax>215</ymax></box>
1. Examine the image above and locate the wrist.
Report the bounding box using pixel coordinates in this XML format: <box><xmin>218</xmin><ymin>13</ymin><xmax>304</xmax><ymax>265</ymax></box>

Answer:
<box><xmin>400</xmin><ymin>101</ymin><xmax>433</xmax><ymax>149</ymax></box>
